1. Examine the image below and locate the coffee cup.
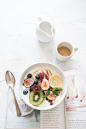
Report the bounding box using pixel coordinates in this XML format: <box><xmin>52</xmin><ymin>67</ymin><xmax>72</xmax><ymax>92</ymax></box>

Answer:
<box><xmin>55</xmin><ymin>42</ymin><xmax>78</xmax><ymax>61</ymax></box>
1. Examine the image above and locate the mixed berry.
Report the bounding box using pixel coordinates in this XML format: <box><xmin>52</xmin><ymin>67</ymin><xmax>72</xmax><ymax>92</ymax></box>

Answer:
<box><xmin>23</xmin><ymin>89</ymin><xmax>28</xmax><ymax>95</ymax></box>
<box><xmin>34</xmin><ymin>80</ymin><xmax>38</xmax><ymax>85</ymax></box>
<box><xmin>35</xmin><ymin>75</ymin><xmax>40</xmax><ymax>79</ymax></box>
<box><xmin>33</xmin><ymin>85</ymin><xmax>40</xmax><ymax>92</ymax></box>
<box><xmin>27</xmin><ymin>73</ymin><xmax>32</xmax><ymax>78</ymax></box>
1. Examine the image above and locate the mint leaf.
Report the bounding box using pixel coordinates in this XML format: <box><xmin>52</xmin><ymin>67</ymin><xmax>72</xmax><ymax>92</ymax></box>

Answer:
<box><xmin>42</xmin><ymin>91</ymin><xmax>50</xmax><ymax>98</ymax></box>
<box><xmin>52</xmin><ymin>91</ymin><xmax>59</xmax><ymax>96</ymax></box>
<box><xmin>52</xmin><ymin>87</ymin><xmax>63</xmax><ymax>92</ymax></box>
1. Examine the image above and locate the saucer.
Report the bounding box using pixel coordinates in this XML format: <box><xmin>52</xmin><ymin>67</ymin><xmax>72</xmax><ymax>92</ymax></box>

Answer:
<box><xmin>9</xmin><ymin>98</ymin><xmax>34</xmax><ymax>116</ymax></box>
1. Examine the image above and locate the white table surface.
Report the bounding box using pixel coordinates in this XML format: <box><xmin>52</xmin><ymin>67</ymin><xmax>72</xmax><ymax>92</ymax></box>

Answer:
<box><xmin>0</xmin><ymin>0</ymin><xmax>86</xmax><ymax>128</ymax></box>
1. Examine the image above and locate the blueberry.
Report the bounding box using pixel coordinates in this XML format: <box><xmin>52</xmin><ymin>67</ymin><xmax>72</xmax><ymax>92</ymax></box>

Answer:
<box><xmin>35</xmin><ymin>75</ymin><xmax>40</xmax><ymax>79</ymax></box>
<box><xmin>23</xmin><ymin>90</ymin><xmax>28</xmax><ymax>95</ymax></box>
<box><xmin>30</xmin><ymin>85</ymin><xmax>33</xmax><ymax>91</ymax></box>
<box><xmin>27</xmin><ymin>73</ymin><xmax>32</xmax><ymax>78</ymax></box>
<box><xmin>34</xmin><ymin>80</ymin><xmax>38</xmax><ymax>84</ymax></box>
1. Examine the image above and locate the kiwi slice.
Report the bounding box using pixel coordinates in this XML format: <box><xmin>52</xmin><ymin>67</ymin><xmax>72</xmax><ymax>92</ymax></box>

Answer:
<box><xmin>29</xmin><ymin>90</ymin><xmax>44</xmax><ymax>106</ymax></box>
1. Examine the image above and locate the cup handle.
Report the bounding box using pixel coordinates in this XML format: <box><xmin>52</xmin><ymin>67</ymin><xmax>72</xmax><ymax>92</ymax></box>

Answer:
<box><xmin>74</xmin><ymin>48</ymin><xmax>78</xmax><ymax>52</ymax></box>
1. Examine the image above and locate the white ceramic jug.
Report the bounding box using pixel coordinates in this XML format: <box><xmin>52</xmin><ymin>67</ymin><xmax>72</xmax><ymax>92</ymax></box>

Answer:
<box><xmin>35</xmin><ymin>17</ymin><xmax>55</xmax><ymax>43</ymax></box>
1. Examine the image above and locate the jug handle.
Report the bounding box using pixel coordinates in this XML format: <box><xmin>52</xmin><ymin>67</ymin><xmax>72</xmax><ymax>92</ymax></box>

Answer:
<box><xmin>37</xmin><ymin>17</ymin><xmax>42</xmax><ymax>22</ymax></box>
<box><xmin>74</xmin><ymin>48</ymin><xmax>78</xmax><ymax>52</ymax></box>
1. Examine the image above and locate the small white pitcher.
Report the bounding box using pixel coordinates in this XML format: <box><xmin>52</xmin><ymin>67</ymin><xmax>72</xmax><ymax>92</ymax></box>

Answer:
<box><xmin>35</xmin><ymin>17</ymin><xmax>55</xmax><ymax>43</ymax></box>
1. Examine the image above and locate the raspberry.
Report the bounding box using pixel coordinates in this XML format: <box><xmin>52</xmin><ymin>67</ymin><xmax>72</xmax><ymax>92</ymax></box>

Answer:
<box><xmin>48</xmin><ymin>100</ymin><xmax>52</xmax><ymax>103</ymax></box>
<box><xmin>41</xmin><ymin>75</ymin><xmax>44</xmax><ymax>80</ymax></box>
<box><xmin>45</xmin><ymin>74</ymin><xmax>49</xmax><ymax>80</ymax></box>
<box><xmin>50</xmin><ymin>102</ymin><xmax>53</xmax><ymax>105</ymax></box>
<box><xmin>46</xmin><ymin>98</ymin><xmax>48</xmax><ymax>100</ymax></box>
<box><xmin>39</xmin><ymin>72</ymin><xmax>44</xmax><ymax>76</ymax></box>
<box><xmin>45</xmin><ymin>74</ymin><xmax>47</xmax><ymax>78</ymax></box>
<box><xmin>38</xmin><ymin>72</ymin><xmax>43</xmax><ymax>77</ymax></box>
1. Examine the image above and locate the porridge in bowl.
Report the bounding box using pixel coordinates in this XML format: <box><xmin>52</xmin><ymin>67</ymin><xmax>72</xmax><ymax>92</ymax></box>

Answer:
<box><xmin>23</xmin><ymin>69</ymin><xmax>63</xmax><ymax>106</ymax></box>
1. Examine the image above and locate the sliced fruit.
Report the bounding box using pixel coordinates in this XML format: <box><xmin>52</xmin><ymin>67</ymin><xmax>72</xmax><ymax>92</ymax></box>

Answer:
<box><xmin>27</xmin><ymin>73</ymin><xmax>32</xmax><ymax>78</ymax></box>
<box><xmin>23</xmin><ymin>90</ymin><xmax>28</xmax><ymax>95</ymax></box>
<box><xmin>41</xmin><ymin>77</ymin><xmax>49</xmax><ymax>90</ymax></box>
<box><xmin>33</xmin><ymin>85</ymin><xmax>40</xmax><ymax>92</ymax></box>
<box><xmin>29</xmin><ymin>90</ymin><xmax>44</xmax><ymax>106</ymax></box>
<box><xmin>41</xmin><ymin>69</ymin><xmax>47</xmax><ymax>75</ymax></box>
<box><xmin>57</xmin><ymin>91</ymin><xmax>62</xmax><ymax>94</ymax></box>
<box><xmin>46</xmin><ymin>69</ymin><xmax>52</xmax><ymax>78</ymax></box>
<box><xmin>47</xmin><ymin>91</ymin><xmax>56</xmax><ymax>100</ymax></box>
<box><xmin>24</xmin><ymin>78</ymin><xmax>34</xmax><ymax>87</ymax></box>
<box><xmin>44</xmin><ymin>74</ymin><xmax>49</xmax><ymax>80</ymax></box>
<box><xmin>49</xmin><ymin>75</ymin><xmax>63</xmax><ymax>88</ymax></box>
<box><xmin>41</xmin><ymin>69</ymin><xmax>49</xmax><ymax>80</ymax></box>
<box><xmin>38</xmin><ymin>80</ymin><xmax>42</xmax><ymax>86</ymax></box>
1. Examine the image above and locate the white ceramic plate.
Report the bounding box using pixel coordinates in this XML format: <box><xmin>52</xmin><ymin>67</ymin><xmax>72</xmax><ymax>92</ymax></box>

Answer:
<box><xmin>64</xmin><ymin>70</ymin><xmax>86</xmax><ymax>77</ymax></box>
<box><xmin>19</xmin><ymin>63</ymin><xmax>67</xmax><ymax>110</ymax></box>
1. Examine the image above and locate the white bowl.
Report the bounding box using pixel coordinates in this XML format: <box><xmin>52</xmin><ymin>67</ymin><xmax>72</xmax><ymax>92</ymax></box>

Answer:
<box><xmin>19</xmin><ymin>63</ymin><xmax>67</xmax><ymax>110</ymax></box>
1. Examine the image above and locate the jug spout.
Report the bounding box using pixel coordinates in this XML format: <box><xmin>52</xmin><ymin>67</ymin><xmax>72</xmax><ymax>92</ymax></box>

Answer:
<box><xmin>37</xmin><ymin>17</ymin><xmax>42</xmax><ymax>22</ymax></box>
<box><xmin>36</xmin><ymin>18</ymin><xmax>55</xmax><ymax>43</ymax></box>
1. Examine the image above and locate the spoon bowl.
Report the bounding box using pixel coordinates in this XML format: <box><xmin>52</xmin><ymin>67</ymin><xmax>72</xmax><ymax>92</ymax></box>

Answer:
<box><xmin>5</xmin><ymin>71</ymin><xmax>15</xmax><ymax>87</ymax></box>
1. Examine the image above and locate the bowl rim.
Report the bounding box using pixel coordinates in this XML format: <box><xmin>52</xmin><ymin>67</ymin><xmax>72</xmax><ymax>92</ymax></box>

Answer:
<box><xmin>19</xmin><ymin>62</ymin><xmax>67</xmax><ymax>110</ymax></box>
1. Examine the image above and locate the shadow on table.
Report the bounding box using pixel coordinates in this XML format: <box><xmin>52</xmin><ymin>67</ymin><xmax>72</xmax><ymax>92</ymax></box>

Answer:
<box><xmin>55</xmin><ymin>58</ymin><xmax>81</xmax><ymax>71</ymax></box>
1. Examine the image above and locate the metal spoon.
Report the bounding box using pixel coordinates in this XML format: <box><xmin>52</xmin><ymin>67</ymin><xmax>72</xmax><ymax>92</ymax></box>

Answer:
<box><xmin>5</xmin><ymin>71</ymin><xmax>21</xmax><ymax>116</ymax></box>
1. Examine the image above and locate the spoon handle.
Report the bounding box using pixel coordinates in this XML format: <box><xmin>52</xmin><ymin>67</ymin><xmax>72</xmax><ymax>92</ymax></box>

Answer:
<box><xmin>11</xmin><ymin>87</ymin><xmax>21</xmax><ymax>116</ymax></box>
